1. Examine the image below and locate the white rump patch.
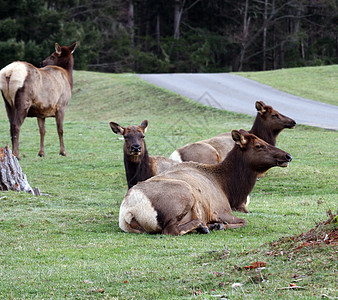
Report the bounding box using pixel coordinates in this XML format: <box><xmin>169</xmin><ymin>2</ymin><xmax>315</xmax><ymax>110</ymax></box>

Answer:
<box><xmin>169</xmin><ymin>150</ymin><xmax>183</xmax><ymax>163</ymax></box>
<box><xmin>119</xmin><ymin>188</ymin><xmax>160</xmax><ymax>233</ymax></box>
<box><xmin>0</xmin><ymin>62</ymin><xmax>28</xmax><ymax>107</ymax></box>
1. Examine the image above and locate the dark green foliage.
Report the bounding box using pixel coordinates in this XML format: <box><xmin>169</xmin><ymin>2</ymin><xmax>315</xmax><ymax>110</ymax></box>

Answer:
<box><xmin>0</xmin><ymin>39</ymin><xmax>25</xmax><ymax>65</ymax></box>
<box><xmin>0</xmin><ymin>18</ymin><xmax>19</xmax><ymax>39</ymax></box>
<box><xmin>0</xmin><ymin>0</ymin><xmax>102</xmax><ymax>68</ymax></box>
<box><xmin>0</xmin><ymin>0</ymin><xmax>336</xmax><ymax>72</ymax></box>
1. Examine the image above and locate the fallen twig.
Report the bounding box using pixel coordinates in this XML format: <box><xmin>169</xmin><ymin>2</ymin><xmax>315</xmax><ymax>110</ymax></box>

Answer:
<box><xmin>278</xmin><ymin>285</ymin><xmax>306</xmax><ymax>290</ymax></box>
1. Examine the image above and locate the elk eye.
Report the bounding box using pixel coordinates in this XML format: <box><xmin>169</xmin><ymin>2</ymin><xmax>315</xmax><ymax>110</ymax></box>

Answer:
<box><xmin>272</xmin><ymin>114</ymin><xmax>279</xmax><ymax>119</ymax></box>
<box><xmin>255</xmin><ymin>145</ymin><xmax>263</xmax><ymax>150</ymax></box>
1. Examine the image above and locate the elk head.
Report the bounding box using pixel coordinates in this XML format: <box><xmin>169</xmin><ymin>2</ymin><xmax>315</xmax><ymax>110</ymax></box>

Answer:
<box><xmin>232</xmin><ymin>129</ymin><xmax>292</xmax><ymax>173</ymax></box>
<box><xmin>40</xmin><ymin>42</ymin><xmax>77</xmax><ymax>70</ymax></box>
<box><xmin>110</xmin><ymin>120</ymin><xmax>149</xmax><ymax>163</ymax></box>
<box><xmin>255</xmin><ymin>101</ymin><xmax>296</xmax><ymax>132</ymax></box>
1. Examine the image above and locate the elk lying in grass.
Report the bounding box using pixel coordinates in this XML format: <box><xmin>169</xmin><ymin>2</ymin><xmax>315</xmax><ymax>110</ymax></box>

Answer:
<box><xmin>110</xmin><ymin>120</ymin><xmax>178</xmax><ymax>189</ymax></box>
<box><xmin>119</xmin><ymin>129</ymin><xmax>292</xmax><ymax>235</ymax></box>
<box><xmin>170</xmin><ymin>101</ymin><xmax>296</xmax><ymax>164</ymax></box>
<box><xmin>0</xmin><ymin>42</ymin><xmax>77</xmax><ymax>159</ymax></box>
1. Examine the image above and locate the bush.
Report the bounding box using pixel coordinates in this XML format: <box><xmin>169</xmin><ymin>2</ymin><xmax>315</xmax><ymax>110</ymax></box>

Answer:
<box><xmin>0</xmin><ymin>39</ymin><xmax>25</xmax><ymax>68</ymax></box>
<box><xmin>24</xmin><ymin>40</ymin><xmax>45</xmax><ymax>67</ymax></box>
<box><xmin>133</xmin><ymin>49</ymin><xmax>170</xmax><ymax>73</ymax></box>
<box><xmin>0</xmin><ymin>18</ymin><xmax>18</xmax><ymax>40</ymax></box>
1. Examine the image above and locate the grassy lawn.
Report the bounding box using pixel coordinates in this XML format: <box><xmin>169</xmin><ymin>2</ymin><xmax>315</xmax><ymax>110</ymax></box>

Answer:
<box><xmin>239</xmin><ymin>64</ymin><xmax>338</xmax><ymax>106</ymax></box>
<box><xmin>0</xmin><ymin>67</ymin><xmax>337</xmax><ymax>299</ymax></box>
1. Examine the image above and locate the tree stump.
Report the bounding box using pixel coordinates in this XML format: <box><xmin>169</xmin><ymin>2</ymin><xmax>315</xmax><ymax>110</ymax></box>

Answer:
<box><xmin>0</xmin><ymin>145</ymin><xmax>39</xmax><ymax>195</ymax></box>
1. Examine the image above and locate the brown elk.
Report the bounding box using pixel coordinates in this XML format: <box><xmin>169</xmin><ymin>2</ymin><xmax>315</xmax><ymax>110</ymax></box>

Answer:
<box><xmin>110</xmin><ymin>120</ymin><xmax>178</xmax><ymax>189</ymax></box>
<box><xmin>0</xmin><ymin>42</ymin><xmax>77</xmax><ymax>159</ymax></box>
<box><xmin>119</xmin><ymin>129</ymin><xmax>292</xmax><ymax>235</ymax></box>
<box><xmin>170</xmin><ymin>101</ymin><xmax>296</xmax><ymax>164</ymax></box>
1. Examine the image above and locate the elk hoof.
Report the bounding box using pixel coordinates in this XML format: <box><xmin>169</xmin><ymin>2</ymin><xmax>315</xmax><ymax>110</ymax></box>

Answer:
<box><xmin>38</xmin><ymin>152</ymin><xmax>44</xmax><ymax>157</ymax></box>
<box><xmin>59</xmin><ymin>152</ymin><xmax>67</xmax><ymax>156</ymax></box>
<box><xmin>12</xmin><ymin>151</ymin><xmax>21</xmax><ymax>160</ymax></box>
<box><xmin>234</xmin><ymin>206</ymin><xmax>249</xmax><ymax>213</ymax></box>
<box><xmin>197</xmin><ymin>224</ymin><xmax>210</xmax><ymax>234</ymax></box>
<box><xmin>239</xmin><ymin>206</ymin><xmax>249</xmax><ymax>213</ymax></box>
<box><xmin>209</xmin><ymin>223</ymin><xmax>224</xmax><ymax>231</ymax></box>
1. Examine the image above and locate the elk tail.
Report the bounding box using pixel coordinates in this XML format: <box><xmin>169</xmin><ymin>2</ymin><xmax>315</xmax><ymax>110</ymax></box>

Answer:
<box><xmin>169</xmin><ymin>150</ymin><xmax>183</xmax><ymax>162</ymax></box>
<box><xmin>0</xmin><ymin>62</ymin><xmax>27</xmax><ymax>107</ymax></box>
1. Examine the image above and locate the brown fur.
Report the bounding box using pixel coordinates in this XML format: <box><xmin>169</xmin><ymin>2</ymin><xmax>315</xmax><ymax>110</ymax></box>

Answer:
<box><xmin>0</xmin><ymin>42</ymin><xmax>77</xmax><ymax>159</ymax></box>
<box><xmin>110</xmin><ymin>120</ymin><xmax>177</xmax><ymax>189</ymax></box>
<box><xmin>170</xmin><ymin>101</ymin><xmax>296</xmax><ymax>164</ymax></box>
<box><xmin>119</xmin><ymin>129</ymin><xmax>292</xmax><ymax>235</ymax></box>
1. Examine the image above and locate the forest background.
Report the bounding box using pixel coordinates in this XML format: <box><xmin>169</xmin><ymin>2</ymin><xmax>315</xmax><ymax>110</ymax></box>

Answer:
<box><xmin>0</xmin><ymin>0</ymin><xmax>337</xmax><ymax>73</ymax></box>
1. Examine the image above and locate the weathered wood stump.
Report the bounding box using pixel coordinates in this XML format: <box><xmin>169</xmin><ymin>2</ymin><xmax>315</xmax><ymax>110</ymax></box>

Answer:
<box><xmin>0</xmin><ymin>145</ymin><xmax>39</xmax><ymax>195</ymax></box>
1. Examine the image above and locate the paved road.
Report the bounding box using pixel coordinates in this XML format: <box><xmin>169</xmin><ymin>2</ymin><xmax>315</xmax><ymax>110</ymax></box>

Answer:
<box><xmin>138</xmin><ymin>73</ymin><xmax>338</xmax><ymax>130</ymax></box>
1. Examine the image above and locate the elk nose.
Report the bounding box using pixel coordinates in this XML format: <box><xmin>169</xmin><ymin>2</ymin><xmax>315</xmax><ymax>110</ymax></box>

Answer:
<box><xmin>286</xmin><ymin>153</ymin><xmax>292</xmax><ymax>162</ymax></box>
<box><xmin>131</xmin><ymin>144</ymin><xmax>141</xmax><ymax>153</ymax></box>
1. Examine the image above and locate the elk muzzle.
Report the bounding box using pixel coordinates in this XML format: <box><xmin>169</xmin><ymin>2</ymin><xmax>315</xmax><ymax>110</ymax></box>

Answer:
<box><xmin>287</xmin><ymin>119</ymin><xmax>297</xmax><ymax>129</ymax></box>
<box><xmin>277</xmin><ymin>152</ymin><xmax>292</xmax><ymax>167</ymax></box>
<box><xmin>131</xmin><ymin>144</ymin><xmax>142</xmax><ymax>154</ymax></box>
<box><xmin>40</xmin><ymin>59</ymin><xmax>48</xmax><ymax>67</ymax></box>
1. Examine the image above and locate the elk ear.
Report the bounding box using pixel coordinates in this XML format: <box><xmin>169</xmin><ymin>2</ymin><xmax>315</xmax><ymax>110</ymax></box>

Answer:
<box><xmin>69</xmin><ymin>42</ymin><xmax>77</xmax><ymax>54</ymax></box>
<box><xmin>255</xmin><ymin>101</ymin><xmax>266</xmax><ymax>115</ymax></box>
<box><xmin>140</xmin><ymin>120</ymin><xmax>148</xmax><ymax>133</ymax></box>
<box><xmin>232</xmin><ymin>129</ymin><xmax>249</xmax><ymax>148</ymax></box>
<box><xmin>110</xmin><ymin>122</ymin><xmax>125</xmax><ymax>135</ymax></box>
<box><xmin>55</xmin><ymin>43</ymin><xmax>62</xmax><ymax>55</ymax></box>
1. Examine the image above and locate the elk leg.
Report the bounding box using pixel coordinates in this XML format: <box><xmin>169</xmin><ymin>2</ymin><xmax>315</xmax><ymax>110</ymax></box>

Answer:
<box><xmin>3</xmin><ymin>93</ymin><xmax>14</xmax><ymax>123</ymax></box>
<box><xmin>2</xmin><ymin>94</ymin><xmax>17</xmax><ymax>156</ymax></box>
<box><xmin>10</xmin><ymin>121</ymin><xmax>24</xmax><ymax>159</ymax></box>
<box><xmin>11</xmin><ymin>108</ymin><xmax>28</xmax><ymax>160</ymax></box>
<box><xmin>163</xmin><ymin>219</ymin><xmax>209</xmax><ymax>235</ymax></box>
<box><xmin>8</xmin><ymin>88</ymin><xmax>31</xmax><ymax>159</ymax></box>
<box><xmin>55</xmin><ymin>111</ymin><xmax>66</xmax><ymax>156</ymax></box>
<box><xmin>221</xmin><ymin>212</ymin><xmax>247</xmax><ymax>229</ymax></box>
<box><xmin>37</xmin><ymin>118</ymin><xmax>45</xmax><ymax>157</ymax></box>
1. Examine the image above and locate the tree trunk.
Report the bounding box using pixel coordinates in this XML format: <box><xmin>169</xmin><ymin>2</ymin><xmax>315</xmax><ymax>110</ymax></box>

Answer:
<box><xmin>280</xmin><ymin>40</ymin><xmax>285</xmax><ymax>68</ymax></box>
<box><xmin>263</xmin><ymin>0</ymin><xmax>268</xmax><ymax>70</ymax></box>
<box><xmin>174</xmin><ymin>0</ymin><xmax>181</xmax><ymax>39</ymax></box>
<box><xmin>156</xmin><ymin>14</ymin><xmax>161</xmax><ymax>45</ymax></box>
<box><xmin>174</xmin><ymin>0</ymin><xmax>200</xmax><ymax>40</ymax></box>
<box><xmin>295</xmin><ymin>3</ymin><xmax>304</xmax><ymax>60</ymax></box>
<box><xmin>238</xmin><ymin>0</ymin><xmax>250</xmax><ymax>71</ymax></box>
<box><xmin>0</xmin><ymin>145</ymin><xmax>39</xmax><ymax>195</ymax></box>
<box><xmin>128</xmin><ymin>0</ymin><xmax>135</xmax><ymax>48</ymax></box>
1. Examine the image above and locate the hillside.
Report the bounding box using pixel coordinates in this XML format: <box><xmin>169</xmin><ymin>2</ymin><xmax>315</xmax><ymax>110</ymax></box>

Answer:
<box><xmin>0</xmin><ymin>66</ymin><xmax>336</xmax><ymax>299</ymax></box>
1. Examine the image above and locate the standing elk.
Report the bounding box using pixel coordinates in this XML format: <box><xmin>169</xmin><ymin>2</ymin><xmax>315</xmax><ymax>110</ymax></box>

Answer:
<box><xmin>170</xmin><ymin>101</ymin><xmax>296</xmax><ymax>164</ymax></box>
<box><xmin>0</xmin><ymin>42</ymin><xmax>77</xmax><ymax>159</ymax></box>
<box><xmin>119</xmin><ymin>129</ymin><xmax>292</xmax><ymax>235</ymax></box>
<box><xmin>110</xmin><ymin>120</ymin><xmax>178</xmax><ymax>189</ymax></box>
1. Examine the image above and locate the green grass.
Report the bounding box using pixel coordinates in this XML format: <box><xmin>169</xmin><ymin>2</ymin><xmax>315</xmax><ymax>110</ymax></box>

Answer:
<box><xmin>0</xmin><ymin>67</ymin><xmax>337</xmax><ymax>299</ymax></box>
<box><xmin>238</xmin><ymin>65</ymin><xmax>338</xmax><ymax>106</ymax></box>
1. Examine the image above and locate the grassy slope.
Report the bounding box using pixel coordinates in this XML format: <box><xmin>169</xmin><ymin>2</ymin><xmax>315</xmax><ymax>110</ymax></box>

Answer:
<box><xmin>239</xmin><ymin>64</ymin><xmax>338</xmax><ymax>106</ymax></box>
<box><xmin>0</xmin><ymin>67</ymin><xmax>337</xmax><ymax>299</ymax></box>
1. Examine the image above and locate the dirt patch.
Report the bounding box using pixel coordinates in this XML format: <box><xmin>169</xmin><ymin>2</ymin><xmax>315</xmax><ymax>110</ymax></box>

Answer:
<box><xmin>266</xmin><ymin>210</ymin><xmax>337</xmax><ymax>256</ymax></box>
